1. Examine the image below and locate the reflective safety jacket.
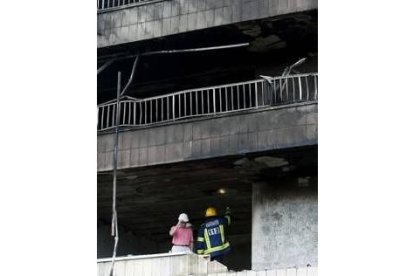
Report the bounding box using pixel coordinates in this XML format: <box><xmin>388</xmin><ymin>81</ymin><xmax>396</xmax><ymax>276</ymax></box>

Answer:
<box><xmin>196</xmin><ymin>214</ymin><xmax>231</xmax><ymax>257</ymax></box>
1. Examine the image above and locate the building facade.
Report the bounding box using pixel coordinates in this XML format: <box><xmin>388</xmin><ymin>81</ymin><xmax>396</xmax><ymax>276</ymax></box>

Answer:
<box><xmin>97</xmin><ymin>0</ymin><xmax>318</xmax><ymax>272</ymax></box>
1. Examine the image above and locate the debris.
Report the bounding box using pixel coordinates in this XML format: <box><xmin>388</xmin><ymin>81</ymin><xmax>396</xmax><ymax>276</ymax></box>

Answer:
<box><xmin>254</xmin><ymin>156</ymin><xmax>289</xmax><ymax>168</ymax></box>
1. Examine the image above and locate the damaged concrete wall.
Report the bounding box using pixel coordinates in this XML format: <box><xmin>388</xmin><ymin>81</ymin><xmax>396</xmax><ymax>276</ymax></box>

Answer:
<box><xmin>252</xmin><ymin>179</ymin><xmax>317</xmax><ymax>270</ymax></box>
<box><xmin>97</xmin><ymin>103</ymin><xmax>318</xmax><ymax>172</ymax></box>
<box><xmin>97</xmin><ymin>0</ymin><xmax>318</xmax><ymax>47</ymax></box>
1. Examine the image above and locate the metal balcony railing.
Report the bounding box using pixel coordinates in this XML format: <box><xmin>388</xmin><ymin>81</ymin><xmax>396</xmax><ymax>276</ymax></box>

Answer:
<box><xmin>97</xmin><ymin>0</ymin><xmax>159</xmax><ymax>11</ymax></box>
<box><xmin>97</xmin><ymin>73</ymin><xmax>318</xmax><ymax>131</ymax></box>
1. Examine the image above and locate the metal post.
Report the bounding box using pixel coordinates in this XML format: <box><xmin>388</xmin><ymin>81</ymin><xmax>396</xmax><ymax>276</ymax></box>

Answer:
<box><xmin>305</xmin><ymin>76</ymin><xmax>309</xmax><ymax>101</ymax></box>
<box><xmin>285</xmin><ymin>78</ymin><xmax>289</xmax><ymax>102</ymax></box>
<box><xmin>167</xmin><ymin>96</ymin><xmax>170</xmax><ymax>120</ymax></box>
<box><xmin>219</xmin><ymin>88</ymin><xmax>222</xmax><ymax>112</ymax></box>
<box><xmin>178</xmin><ymin>93</ymin><xmax>181</xmax><ymax>118</ymax></box>
<box><xmin>255</xmin><ymin>82</ymin><xmax>258</xmax><ymax>108</ymax></box>
<box><xmin>213</xmin><ymin>89</ymin><xmax>216</xmax><ymax>114</ymax></box>
<box><xmin>242</xmin><ymin>85</ymin><xmax>246</xmax><ymax>109</ymax></box>
<box><xmin>279</xmin><ymin>79</ymin><xmax>283</xmax><ymax>103</ymax></box>
<box><xmin>106</xmin><ymin>106</ymin><xmax>109</xmax><ymax>128</ymax></box>
<box><xmin>122</xmin><ymin>102</ymin><xmax>126</xmax><ymax>125</ymax></box>
<box><xmin>150</xmin><ymin>100</ymin><xmax>152</xmax><ymax>123</ymax></box>
<box><xmin>139</xmin><ymin>102</ymin><xmax>142</xmax><ymax>125</ymax></box>
<box><xmin>230</xmin><ymin>86</ymin><xmax>234</xmax><ymax>111</ymax></box>
<box><xmin>184</xmin><ymin>93</ymin><xmax>187</xmax><ymax>117</ymax></box>
<box><xmin>190</xmin><ymin>92</ymin><xmax>192</xmax><ymax>116</ymax></box>
<box><xmin>225</xmin><ymin>87</ymin><xmax>228</xmax><ymax>111</ymax></box>
<box><xmin>207</xmin><ymin>90</ymin><xmax>210</xmax><ymax>113</ymax></box>
<box><xmin>145</xmin><ymin>101</ymin><xmax>147</xmax><ymax>124</ymax></box>
<box><xmin>195</xmin><ymin>91</ymin><xmax>198</xmax><ymax>115</ymax></box>
<box><xmin>133</xmin><ymin>102</ymin><xmax>136</xmax><ymax>125</ymax></box>
<box><xmin>161</xmin><ymin>98</ymin><xmax>164</xmax><ymax>121</ymax></box>
<box><xmin>201</xmin><ymin>90</ymin><xmax>204</xmax><ymax>114</ymax></box>
<box><xmin>128</xmin><ymin>102</ymin><xmax>131</xmax><ymax>125</ymax></box>
<box><xmin>237</xmin><ymin>86</ymin><xmax>240</xmax><ymax>109</ymax></box>
<box><xmin>156</xmin><ymin>99</ymin><xmax>158</xmax><ymax>122</ymax></box>
<box><xmin>109</xmin><ymin>71</ymin><xmax>122</xmax><ymax>276</ymax></box>
<box><xmin>172</xmin><ymin>95</ymin><xmax>175</xmax><ymax>120</ymax></box>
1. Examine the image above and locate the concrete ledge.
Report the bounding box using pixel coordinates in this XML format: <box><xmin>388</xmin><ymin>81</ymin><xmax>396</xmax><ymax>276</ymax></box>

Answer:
<box><xmin>97</xmin><ymin>103</ymin><xmax>317</xmax><ymax>171</ymax></box>
<box><xmin>98</xmin><ymin>0</ymin><xmax>318</xmax><ymax>47</ymax></box>
<box><xmin>97</xmin><ymin>252</ymin><xmax>195</xmax><ymax>263</ymax></box>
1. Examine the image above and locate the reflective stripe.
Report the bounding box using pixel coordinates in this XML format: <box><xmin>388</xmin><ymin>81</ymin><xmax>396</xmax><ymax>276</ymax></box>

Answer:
<box><xmin>203</xmin><ymin>242</ymin><xmax>230</xmax><ymax>254</ymax></box>
<box><xmin>197</xmin><ymin>249</ymin><xmax>204</xmax><ymax>254</ymax></box>
<box><xmin>197</xmin><ymin>237</ymin><xmax>205</xmax><ymax>242</ymax></box>
<box><xmin>204</xmin><ymin>228</ymin><xmax>211</xmax><ymax>249</ymax></box>
<box><xmin>225</xmin><ymin>215</ymin><xmax>231</xmax><ymax>225</ymax></box>
<box><xmin>219</xmin><ymin>225</ymin><xmax>225</xmax><ymax>243</ymax></box>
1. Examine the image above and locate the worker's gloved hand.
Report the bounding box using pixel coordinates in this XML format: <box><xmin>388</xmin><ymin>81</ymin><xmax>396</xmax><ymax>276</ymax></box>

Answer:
<box><xmin>225</xmin><ymin>206</ymin><xmax>231</xmax><ymax>215</ymax></box>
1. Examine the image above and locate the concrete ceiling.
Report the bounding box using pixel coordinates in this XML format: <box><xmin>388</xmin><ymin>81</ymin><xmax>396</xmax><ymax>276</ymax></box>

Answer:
<box><xmin>98</xmin><ymin>156</ymin><xmax>253</xmax><ymax>240</ymax></box>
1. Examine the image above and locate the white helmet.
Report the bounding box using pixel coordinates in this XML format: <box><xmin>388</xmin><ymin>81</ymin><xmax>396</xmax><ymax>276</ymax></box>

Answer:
<box><xmin>178</xmin><ymin>213</ymin><xmax>189</xmax><ymax>222</ymax></box>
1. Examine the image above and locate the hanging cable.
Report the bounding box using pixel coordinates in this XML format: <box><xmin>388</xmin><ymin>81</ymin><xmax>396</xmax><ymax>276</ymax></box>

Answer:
<box><xmin>108</xmin><ymin>55</ymin><xmax>140</xmax><ymax>276</ymax></box>
<box><xmin>108</xmin><ymin>71</ymin><xmax>122</xmax><ymax>276</ymax></box>
<box><xmin>121</xmin><ymin>55</ymin><xmax>140</xmax><ymax>96</ymax></box>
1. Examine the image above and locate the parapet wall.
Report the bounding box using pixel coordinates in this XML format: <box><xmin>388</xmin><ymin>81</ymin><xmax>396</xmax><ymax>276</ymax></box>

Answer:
<box><xmin>97</xmin><ymin>253</ymin><xmax>318</xmax><ymax>275</ymax></box>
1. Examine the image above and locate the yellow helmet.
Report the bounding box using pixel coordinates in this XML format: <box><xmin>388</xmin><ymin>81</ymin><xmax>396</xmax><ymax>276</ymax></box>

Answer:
<box><xmin>205</xmin><ymin>207</ymin><xmax>217</xmax><ymax>217</ymax></box>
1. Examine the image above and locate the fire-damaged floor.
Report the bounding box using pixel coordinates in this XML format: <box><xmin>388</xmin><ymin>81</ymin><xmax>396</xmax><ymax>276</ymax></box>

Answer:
<box><xmin>97</xmin><ymin>145</ymin><xmax>317</xmax><ymax>270</ymax></box>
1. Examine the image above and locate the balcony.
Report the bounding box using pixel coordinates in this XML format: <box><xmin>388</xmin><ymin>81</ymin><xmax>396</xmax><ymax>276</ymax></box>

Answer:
<box><xmin>97</xmin><ymin>73</ymin><xmax>318</xmax><ymax>131</ymax></box>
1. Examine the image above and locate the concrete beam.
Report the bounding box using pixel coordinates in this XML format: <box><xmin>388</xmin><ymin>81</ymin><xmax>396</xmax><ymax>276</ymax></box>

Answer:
<box><xmin>97</xmin><ymin>102</ymin><xmax>318</xmax><ymax>172</ymax></box>
<box><xmin>97</xmin><ymin>0</ymin><xmax>318</xmax><ymax>48</ymax></box>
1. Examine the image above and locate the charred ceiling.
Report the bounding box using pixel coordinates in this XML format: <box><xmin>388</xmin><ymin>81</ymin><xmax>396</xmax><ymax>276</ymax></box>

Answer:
<box><xmin>97</xmin><ymin>10</ymin><xmax>317</xmax><ymax>104</ymax></box>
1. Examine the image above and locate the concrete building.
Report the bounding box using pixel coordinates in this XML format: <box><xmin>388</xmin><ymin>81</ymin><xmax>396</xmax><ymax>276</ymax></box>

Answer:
<box><xmin>97</xmin><ymin>0</ymin><xmax>317</xmax><ymax>274</ymax></box>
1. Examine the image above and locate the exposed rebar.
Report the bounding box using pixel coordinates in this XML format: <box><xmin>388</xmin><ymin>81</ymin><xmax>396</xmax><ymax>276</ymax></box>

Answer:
<box><xmin>141</xmin><ymin>42</ymin><xmax>249</xmax><ymax>56</ymax></box>
<box><xmin>97</xmin><ymin>58</ymin><xmax>116</xmax><ymax>75</ymax></box>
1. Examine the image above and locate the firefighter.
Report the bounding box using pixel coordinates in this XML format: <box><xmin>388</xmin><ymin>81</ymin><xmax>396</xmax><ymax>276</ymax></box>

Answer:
<box><xmin>196</xmin><ymin>207</ymin><xmax>231</xmax><ymax>263</ymax></box>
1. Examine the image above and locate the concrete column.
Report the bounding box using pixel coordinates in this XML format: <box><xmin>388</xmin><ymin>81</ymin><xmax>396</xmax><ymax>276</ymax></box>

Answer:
<box><xmin>251</xmin><ymin>178</ymin><xmax>318</xmax><ymax>270</ymax></box>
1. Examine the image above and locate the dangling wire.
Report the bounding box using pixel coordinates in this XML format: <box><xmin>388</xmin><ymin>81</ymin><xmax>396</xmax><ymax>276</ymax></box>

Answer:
<box><xmin>108</xmin><ymin>55</ymin><xmax>140</xmax><ymax>276</ymax></box>
<box><xmin>108</xmin><ymin>71</ymin><xmax>122</xmax><ymax>276</ymax></box>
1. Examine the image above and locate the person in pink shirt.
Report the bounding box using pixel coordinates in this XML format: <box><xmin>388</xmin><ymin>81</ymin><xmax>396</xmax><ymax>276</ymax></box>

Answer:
<box><xmin>169</xmin><ymin>213</ymin><xmax>194</xmax><ymax>253</ymax></box>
